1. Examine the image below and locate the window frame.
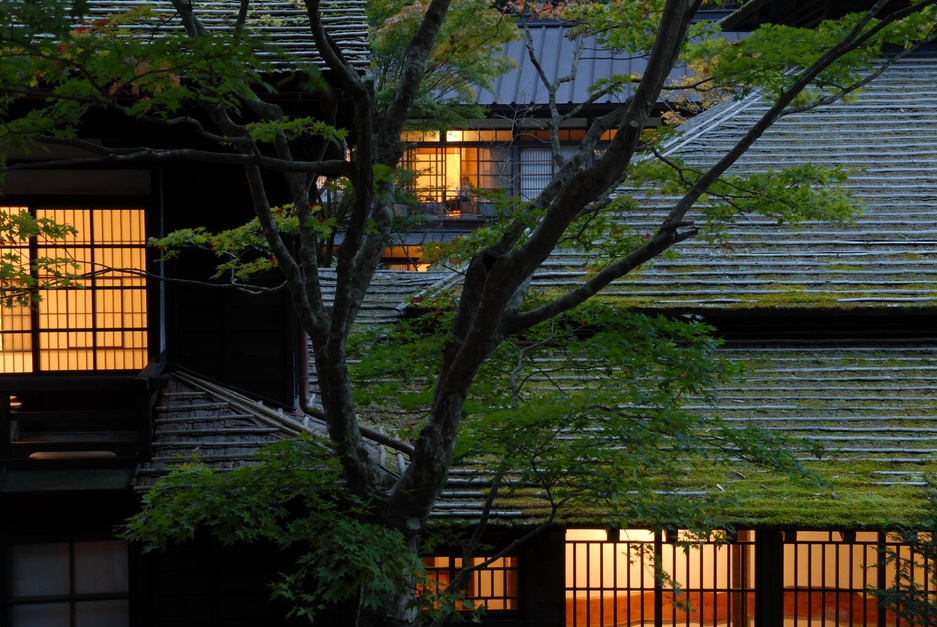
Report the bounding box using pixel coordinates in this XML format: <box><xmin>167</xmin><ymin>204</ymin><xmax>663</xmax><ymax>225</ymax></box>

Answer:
<box><xmin>401</xmin><ymin>131</ymin><xmax>513</xmax><ymax>209</ymax></box>
<box><xmin>3</xmin><ymin>537</ymin><xmax>132</xmax><ymax>627</ymax></box>
<box><xmin>0</xmin><ymin>198</ymin><xmax>155</xmax><ymax>375</ymax></box>
<box><xmin>422</xmin><ymin>553</ymin><xmax>520</xmax><ymax>613</ymax></box>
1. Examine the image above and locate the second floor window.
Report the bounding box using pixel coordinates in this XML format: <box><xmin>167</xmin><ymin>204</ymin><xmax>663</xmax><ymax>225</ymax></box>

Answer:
<box><xmin>402</xmin><ymin>130</ymin><xmax>512</xmax><ymax>217</ymax></box>
<box><xmin>0</xmin><ymin>206</ymin><xmax>148</xmax><ymax>373</ymax></box>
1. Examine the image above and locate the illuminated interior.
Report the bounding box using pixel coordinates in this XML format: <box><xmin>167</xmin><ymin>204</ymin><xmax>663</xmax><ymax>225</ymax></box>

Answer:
<box><xmin>0</xmin><ymin>207</ymin><xmax>148</xmax><ymax>373</ymax></box>
<box><xmin>422</xmin><ymin>555</ymin><xmax>519</xmax><ymax>611</ymax></box>
<box><xmin>566</xmin><ymin>529</ymin><xmax>755</xmax><ymax>627</ymax></box>
<box><xmin>565</xmin><ymin>529</ymin><xmax>917</xmax><ymax>627</ymax></box>
<box><xmin>383</xmin><ymin>245</ymin><xmax>432</xmax><ymax>272</ymax></box>
<box><xmin>401</xmin><ymin>130</ymin><xmax>511</xmax><ymax>213</ymax></box>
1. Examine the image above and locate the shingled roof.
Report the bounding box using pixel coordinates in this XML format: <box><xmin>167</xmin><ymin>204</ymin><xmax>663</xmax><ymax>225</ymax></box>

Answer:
<box><xmin>135</xmin><ymin>271</ymin><xmax>451</xmax><ymax>488</ymax></box>
<box><xmin>83</xmin><ymin>0</ymin><xmax>368</xmax><ymax>71</ymax></box>
<box><xmin>136</xmin><ymin>55</ymin><xmax>937</xmax><ymax>530</ymax></box>
<box><xmin>430</xmin><ymin>343</ymin><xmax>937</xmax><ymax>529</ymax></box>
<box><xmin>420</xmin><ymin>56</ymin><xmax>937</xmax><ymax>527</ymax></box>
<box><xmin>134</xmin><ymin>372</ymin><xmax>330</xmax><ymax>490</ymax></box>
<box><xmin>532</xmin><ymin>56</ymin><xmax>937</xmax><ymax>310</ymax></box>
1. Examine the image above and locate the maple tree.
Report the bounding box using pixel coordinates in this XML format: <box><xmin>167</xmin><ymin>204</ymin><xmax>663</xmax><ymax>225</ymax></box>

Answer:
<box><xmin>3</xmin><ymin>0</ymin><xmax>937</xmax><ymax>624</ymax></box>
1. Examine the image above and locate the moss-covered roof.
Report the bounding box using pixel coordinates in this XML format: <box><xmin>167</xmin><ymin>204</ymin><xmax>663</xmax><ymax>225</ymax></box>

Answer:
<box><xmin>145</xmin><ymin>56</ymin><xmax>937</xmax><ymax>530</ymax></box>
<box><xmin>434</xmin><ymin>344</ymin><xmax>937</xmax><ymax>529</ymax></box>
<box><xmin>84</xmin><ymin>0</ymin><xmax>369</xmax><ymax>71</ymax></box>
<box><xmin>531</xmin><ymin>57</ymin><xmax>937</xmax><ymax>310</ymax></box>
<box><xmin>144</xmin><ymin>329</ymin><xmax>937</xmax><ymax>528</ymax></box>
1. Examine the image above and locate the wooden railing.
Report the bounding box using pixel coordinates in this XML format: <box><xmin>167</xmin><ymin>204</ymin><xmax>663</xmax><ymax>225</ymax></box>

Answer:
<box><xmin>0</xmin><ymin>363</ymin><xmax>166</xmax><ymax>464</ymax></box>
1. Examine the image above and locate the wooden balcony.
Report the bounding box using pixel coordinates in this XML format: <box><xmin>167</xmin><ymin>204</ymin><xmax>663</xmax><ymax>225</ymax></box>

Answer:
<box><xmin>0</xmin><ymin>364</ymin><xmax>166</xmax><ymax>469</ymax></box>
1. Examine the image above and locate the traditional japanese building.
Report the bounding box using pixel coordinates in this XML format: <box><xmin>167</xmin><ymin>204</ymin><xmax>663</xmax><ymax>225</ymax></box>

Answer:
<box><xmin>2</xmin><ymin>1</ymin><xmax>937</xmax><ymax>626</ymax></box>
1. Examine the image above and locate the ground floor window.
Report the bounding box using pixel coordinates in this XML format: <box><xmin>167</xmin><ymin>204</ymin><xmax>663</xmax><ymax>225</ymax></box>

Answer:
<box><xmin>566</xmin><ymin>529</ymin><xmax>929</xmax><ymax>627</ymax></box>
<box><xmin>422</xmin><ymin>555</ymin><xmax>519</xmax><ymax>611</ymax></box>
<box><xmin>566</xmin><ymin>529</ymin><xmax>755</xmax><ymax>627</ymax></box>
<box><xmin>8</xmin><ymin>539</ymin><xmax>130</xmax><ymax>627</ymax></box>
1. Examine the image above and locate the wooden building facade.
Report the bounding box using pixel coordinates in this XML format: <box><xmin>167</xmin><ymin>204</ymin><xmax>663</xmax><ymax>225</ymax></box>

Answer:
<box><xmin>3</xmin><ymin>1</ymin><xmax>937</xmax><ymax>626</ymax></box>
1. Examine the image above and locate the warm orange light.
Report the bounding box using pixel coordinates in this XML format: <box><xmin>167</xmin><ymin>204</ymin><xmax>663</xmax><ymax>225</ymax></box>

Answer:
<box><xmin>0</xmin><ymin>207</ymin><xmax>147</xmax><ymax>372</ymax></box>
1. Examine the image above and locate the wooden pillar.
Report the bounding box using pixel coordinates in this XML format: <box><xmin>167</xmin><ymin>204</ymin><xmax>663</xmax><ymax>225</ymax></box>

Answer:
<box><xmin>519</xmin><ymin>527</ymin><xmax>566</xmax><ymax>627</ymax></box>
<box><xmin>732</xmin><ymin>530</ymin><xmax>754</xmax><ymax>627</ymax></box>
<box><xmin>0</xmin><ymin>391</ymin><xmax>11</xmax><ymax>460</ymax></box>
<box><xmin>755</xmin><ymin>530</ymin><xmax>784</xmax><ymax>627</ymax></box>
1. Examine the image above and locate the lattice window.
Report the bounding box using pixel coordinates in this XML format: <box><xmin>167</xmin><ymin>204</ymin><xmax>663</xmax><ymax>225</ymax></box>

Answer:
<box><xmin>422</xmin><ymin>555</ymin><xmax>519</xmax><ymax>611</ymax></box>
<box><xmin>517</xmin><ymin>146</ymin><xmax>577</xmax><ymax>201</ymax></box>
<box><xmin>0</xmin><ymin>206</ymin><xmax>148</xmax><ymax>373</ymax></box>
<box><xmin>9</xmin><ymin>540</ymin><xmax>130</xmax><ymax>627</ymax></box>
<box><xmin>401</xmin><ymin>131</ymin><xmax>511</xmax><ymax>212</ymax></box>
<box><xmin>784</xmin><ymin>530</ymin><xmax>893</xmax><ymax>627</ymax></box>
<box><xmin>566</xmin><ymin>529</ymin><xmax>755</xmax><ymax>627</ymax></box>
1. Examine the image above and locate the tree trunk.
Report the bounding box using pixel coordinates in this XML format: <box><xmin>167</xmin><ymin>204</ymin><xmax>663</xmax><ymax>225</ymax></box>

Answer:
<box><xmin>357</xmin><ymin>593</ymin><xmax>418</xmax><ymax>627</ymax></box>
<box><xmin>356</xmin><ymin>532</ymin><xmax>422</xmax><ymax>627</ymax></box>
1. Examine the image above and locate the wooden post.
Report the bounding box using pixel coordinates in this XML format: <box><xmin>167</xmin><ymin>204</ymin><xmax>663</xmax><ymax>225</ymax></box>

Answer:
<box><xmin>732</xmin><ymin>531</ymin><xmax>754</xmax><ymax>627</ymax></box>
<box><xmin>755</xmin><ymin>530</ymin><xmax>784</xmax><ymax>627</ymax></box>
<box><xmin>0</xmin><ymin>391</ymin><xmax>11</xmax><ymax>460</ymax></box>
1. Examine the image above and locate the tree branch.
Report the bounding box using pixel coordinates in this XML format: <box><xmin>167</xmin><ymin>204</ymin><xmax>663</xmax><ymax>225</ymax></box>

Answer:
<box><xmin>505</xmin><ymin>0</ymin><xmax>936</xmax><ymax>335</ymax></box>
<box><xmin>168</xmin><ymin>0</ymin><xmax>207</xmax><ymax>37</ymax></box>
<box><xmin>0</xmin><ymin>137</ymin><xmax>350</xmax><ymax>177</ymax></box>
<box><xmin>662</xmin><ymin>0</ymin><xmax>937</xmax><ymax>230</ymax></box>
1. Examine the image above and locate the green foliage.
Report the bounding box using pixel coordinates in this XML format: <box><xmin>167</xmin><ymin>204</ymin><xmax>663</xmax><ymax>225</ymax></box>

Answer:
<box><xmin>458</xmin><ymin>306</ymin><xmax>816</xmax><ymax>524</ymax></box>
<box><xmin>870</xmin><ymin>485</ymin><xmax>937</xmax><ymax>626</ymax></box>
<box><xmin>246</xmin><ymin>118</ymin><xmax>348</xmax><ymax>145</ymax></box>
<box><xmin>351</xmin><ymin>304</ymin><xmax>817</xmax><ymax>530</ymax></box>
<box><xmin>151</xmin><ymin>204</ymin><xmax>336</xmax><ymax>280</ymax></box>
<box><xmin>123</xmin><ymin>437</ymin><xmax>427</xmax><ymax>620</ymax></box>
<box><xmin>701</xmin><ymin>164</ymin><xmax>857</xmax><ymax>237</ymax></box>
<box><xmin>628</xmin><ymin>157</ymin><xmax>858</xmax><ymax>242</ymax></box>
<box><xmin>0</xmin><ymin>0</ymin><xmax>314</xmax><ymax>154</ymax></box>
<box><xmin>369</xmin><ymin>0</ymin><xmax>519</xmax><ymax>124</ymax></box>
<box><xmin>348</xmin><ymin>314</ymin><xmax>448</xmax><ymax>413</ymax></box>
<box><xmin>685</xmin><ymin>5</ymin><xmax>937</xmax><ymax>103</ymax></box>
<box><xmin>0</xmin><ymin>208</ymin><xmax>83</xmax><ymax>306</ymax></box>
<box><xmin>561</xmin><ymin>1</ymin><xmax>667</xmax><ymax>54</ymax></box>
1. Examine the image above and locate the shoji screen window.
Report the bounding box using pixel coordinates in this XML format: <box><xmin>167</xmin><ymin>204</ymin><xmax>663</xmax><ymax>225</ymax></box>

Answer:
<box><xmin>0</xmin><ymin>206</ymin><xmax>148</xmax><ymax>373</ymax></box>
<box><xmin>9</xmin><ymin>540</ymin><xmax>130</xmax><ymax>627</ymax></box>
<box><xmin>517</xmin><ymin>146</ymin><xmax>577</xmax><ymax>202</ymax></box>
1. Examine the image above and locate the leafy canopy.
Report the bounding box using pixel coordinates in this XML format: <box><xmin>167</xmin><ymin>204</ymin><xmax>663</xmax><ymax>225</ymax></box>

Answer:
<box><xmin>123</xmin><ymin>437</ymin><xmax>432</xmax><ymax>619</ymax></box>
<box><xmin>4</xmin><ymin>0</ymin><xmax>937</xmax><ymax>624</ymax></box>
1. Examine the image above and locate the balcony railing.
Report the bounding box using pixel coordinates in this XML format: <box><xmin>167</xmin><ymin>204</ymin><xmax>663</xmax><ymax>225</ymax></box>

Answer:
<box><xmin>0</xmin><ymin>363</ymin><xmax>166</xmax><ymax>466</ymax></box>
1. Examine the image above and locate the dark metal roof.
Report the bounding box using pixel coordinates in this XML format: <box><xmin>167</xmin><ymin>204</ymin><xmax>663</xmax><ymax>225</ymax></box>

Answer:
<box><xmin>474</xmin><ymin>21</ymin><xmax>745</xmax><ymax>109</ymax></box>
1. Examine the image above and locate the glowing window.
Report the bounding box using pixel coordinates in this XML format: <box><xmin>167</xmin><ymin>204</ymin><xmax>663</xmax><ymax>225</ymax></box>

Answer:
<box><xmin>0</xmin><ymin>206</ymin><xmax>148</xmax><ymax>373</ymax></box>
<box><xmin>566</xmin><ymin>529</ymin><xmax>755</xmax><ymax>627</ymax></box>
<box><xmin>422</xmin><ymin>555</ymin><xmax>519</xmax><ymax>611</ymax></box>
<box><xmin>402</xmin><ymin>146</ymin><xmax>509</xmax><ymax>204</ymax></box>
